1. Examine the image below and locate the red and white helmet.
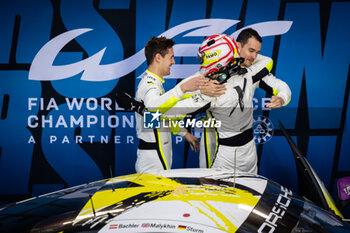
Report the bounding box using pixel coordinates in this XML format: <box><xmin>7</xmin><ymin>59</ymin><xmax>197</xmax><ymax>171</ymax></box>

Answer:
<box><xmin>198</xmin><ymin>34</ymin><xmax>240</xmax><ymax>76</ymax></box>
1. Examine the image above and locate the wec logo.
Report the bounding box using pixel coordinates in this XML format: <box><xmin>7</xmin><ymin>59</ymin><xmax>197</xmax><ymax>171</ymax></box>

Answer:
<box><xmin>29</xmin><ymin>19</ymin><xmax>292</xmax><ymax>82</ymax></box>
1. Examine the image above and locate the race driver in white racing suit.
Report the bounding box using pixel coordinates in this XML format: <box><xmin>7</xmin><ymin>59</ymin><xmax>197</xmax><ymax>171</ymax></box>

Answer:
<box><xmin>165</xmin><ymin>33</ymin><xmax>291</xmax><ymax>174</ymax></box>
<box><xmin>134</xmin><ymin>36</ymin><xmax>225</xmax><ymax>174</ymax></box>
<box><xmin>199</xmin><ymin>54</ymin><xmax>291</xmax><ymax>170</ymax></box>
<box><xmin>198</xmin><ymin>28</ymin><xmax>291</xmax><ymax>171</ymax></box>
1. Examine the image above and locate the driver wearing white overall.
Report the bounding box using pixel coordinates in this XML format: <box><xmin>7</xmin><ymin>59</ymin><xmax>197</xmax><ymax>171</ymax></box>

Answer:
<box><xmin>199</xmin><ymin>29</ymin><xmax>291</xmax><ymax>171</ymax></box>
<box><xmin>135</xmin><ymin>36</ymin><xmax>225</xmax><ymax>173</ymax></box>
<box><xmin>165</xmin><ymin>34</ymin><xmax>291</xmax><ymax>174</ymax></box>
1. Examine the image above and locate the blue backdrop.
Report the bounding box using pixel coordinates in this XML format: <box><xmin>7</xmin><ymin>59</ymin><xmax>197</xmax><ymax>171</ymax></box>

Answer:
<box><xmin>0</xmin><ymin>0</ymin><xmax>349</xmax><ymax>216</ymax></box>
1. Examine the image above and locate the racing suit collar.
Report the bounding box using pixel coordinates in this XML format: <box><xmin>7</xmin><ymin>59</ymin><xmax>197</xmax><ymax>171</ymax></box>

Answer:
<box><xmin>146</xmin><ymin>69</ymin><xmax>165</xmax><ymax>83</ymax></box>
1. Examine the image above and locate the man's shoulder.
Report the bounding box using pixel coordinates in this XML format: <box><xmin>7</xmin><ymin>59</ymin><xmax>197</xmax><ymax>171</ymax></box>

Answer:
<box><xmin>255</xmin><ymin>54</ymin><xmax>272</xmax><ymax>64</ymax></box>
<box><xmin>136</xmin><ymin>72</ymin><xmax>158</xmax><ymax>93</ymax></box>
<box><xmin>249</xmin><ymin>54</ymin><xmax>273</xmax><ymax>75</ymax></box>
<box><xmin>138</xmin><ymin>71</ymin><xmax>160</xmax><ymax>89</ymax></box>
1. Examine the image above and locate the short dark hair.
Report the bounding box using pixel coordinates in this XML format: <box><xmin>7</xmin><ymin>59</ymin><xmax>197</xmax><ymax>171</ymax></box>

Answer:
<box><xmin>236</xmin><ymin>28</ymin><xmax>262</xmax><ymax>47</ymax></box>
<box><xmin>144</xmin><ymin>36</ymin><xmax>175</xmax><ymax>66</ymax></box>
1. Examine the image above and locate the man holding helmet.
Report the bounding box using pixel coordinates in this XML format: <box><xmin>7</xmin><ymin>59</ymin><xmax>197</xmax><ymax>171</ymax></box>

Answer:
<box><xmin>197</xmin><ymin>30</ymin><xmax>291</xmax><ymax>172</ymax></box>
<box><xmin>167</xmin><ymin>33</ymin><xmax>291</xmax><ymax>174</ymax></box>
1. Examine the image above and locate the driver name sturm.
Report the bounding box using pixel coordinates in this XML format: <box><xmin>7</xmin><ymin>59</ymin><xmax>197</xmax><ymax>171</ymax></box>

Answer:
<box><xmin>143</xmin><ymin>110</ymin><xmax>221</xmax><ymax>129</ymax></box>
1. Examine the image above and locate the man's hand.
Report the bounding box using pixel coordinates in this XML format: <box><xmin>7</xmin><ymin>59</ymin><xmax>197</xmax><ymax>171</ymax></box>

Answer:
<box><xmin>267</xmin><ymin>96</ymin><xmax>284</xmax><ymax>109</ymax></box>
<box><xmin>200</xmin><ymin>80</ymin><xmax>226</xmax><ymax>97</ymax></box>
<box><xmin>180</xmin><ymin>76</ymin><xmax>208</xmax><ymax>93</ymax></box>
<box><xmin>116</xmin><ymin>91</ymin><xmax>145</xmax><ymax>114</ymax></box>
<box><xmin>183</xmin><ymin>132</ymin><xmax>200</xmax><ymax>152</ymax></box>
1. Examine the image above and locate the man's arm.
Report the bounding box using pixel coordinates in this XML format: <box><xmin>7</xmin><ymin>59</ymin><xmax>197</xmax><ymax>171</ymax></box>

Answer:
<box><xmin>177</xmin><ymin>72</ymin><xmax>226</xmax><ymax>98</ymax></box>
<box><xmin>259</xmin><ymin>73</ymin><xmax>291</xmax><ymax>108</ymax></box>
<box><xmin>143</xmin><ymin>75</ymin><xmax>206</xmax><ymax>113</ymax></box>
<box><xmin>118</xmin><ymin>76</ymin><xmax>223</xmax><ymax>115</ymax></box>
<box><xmin>250</xmin><ymin>54</ymin><xmax>291</xmax><ymax>108</ymax></box>
<box><xmin>162</xmin><ymin>92</ymin><xmax>213</xmax><ymax>118</ymax></box>
<box><xmin>200</xmin><ymin>80</ymin><xmax>226</xmax><ymax>97</ymax></box>
<box><xmin>183</xmin><ymin>132</ymin><xmax>200</xmax><ymax>152</ymax></box>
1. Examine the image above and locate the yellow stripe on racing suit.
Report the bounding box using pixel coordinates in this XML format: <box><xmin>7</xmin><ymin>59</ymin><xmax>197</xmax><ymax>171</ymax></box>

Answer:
<box><xmin>135</xmin><ymin>70</ymin><xmax>199</xmax><ymax>173</ymax></box>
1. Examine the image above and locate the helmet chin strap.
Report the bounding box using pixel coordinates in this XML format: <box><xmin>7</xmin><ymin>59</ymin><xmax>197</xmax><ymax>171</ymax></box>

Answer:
<box><xmin>205</xmin><ymin>57</ymin><xmax>247</xmax><ymax>84</ymax></box>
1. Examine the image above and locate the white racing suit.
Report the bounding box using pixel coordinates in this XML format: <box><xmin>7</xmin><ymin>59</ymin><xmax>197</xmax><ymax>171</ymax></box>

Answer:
<box><xmin>167</xmin><ymin>54</ymin><xmax>291</xmax><ymax>174</ymax></box>
<box><xmin>200</xmin><ymin>54</ymin><xmax>291</xmax><ymax>172</ymax></box>
<box><xmin>135</xmin><ymin>70</ymin><xmax>189</xmax><ymax>173</ymax></box>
